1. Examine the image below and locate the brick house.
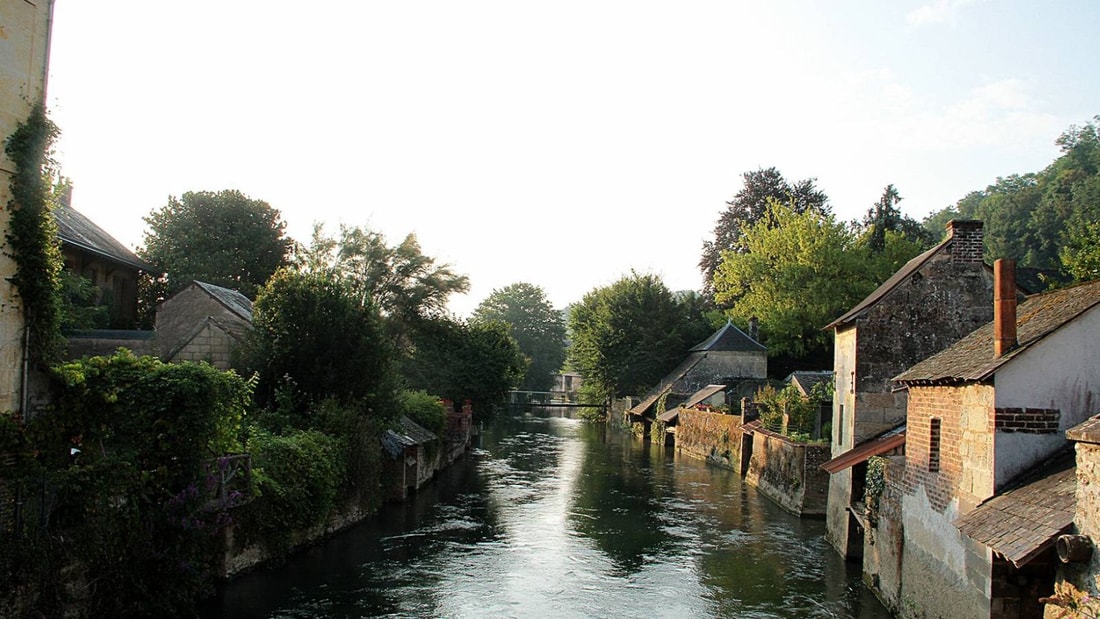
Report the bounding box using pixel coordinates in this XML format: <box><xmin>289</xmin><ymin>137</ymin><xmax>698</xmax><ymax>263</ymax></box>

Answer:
<box><xmin>155</xmin><ymin>281</ymin><xmax>252</xmax><ymax>370</ymax></box>
<box><xmin>886</xmin><ymin>263</ymin><xmax>1100</xmax><ymax>618</ymax></box>
<box><xmin>823</xmin><ymin>220</ymin><xmax>1011</xmax><ymax>559</ymax></box>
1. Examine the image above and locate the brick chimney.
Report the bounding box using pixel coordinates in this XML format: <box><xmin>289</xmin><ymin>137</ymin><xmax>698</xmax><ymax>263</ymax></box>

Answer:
<box><xmin>994</xmin><ymin>258</ymin><xmax>1017</xmax><ymax>357</ymax></box>
<box><xmin>946</xmin><ymin>220</ymin><xmax>984</xmax><ymax>264</ymax></box>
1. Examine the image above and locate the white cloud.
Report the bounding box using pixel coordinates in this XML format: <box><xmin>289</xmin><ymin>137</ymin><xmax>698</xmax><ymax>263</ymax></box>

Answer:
<box><xmin>906</xmin><ymin>0</ymin><xmax>989</xmax><ymax>27</ymax></box>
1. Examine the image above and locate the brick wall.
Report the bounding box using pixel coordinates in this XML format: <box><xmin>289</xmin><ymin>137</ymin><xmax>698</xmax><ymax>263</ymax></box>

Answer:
<box><xmin>903</xmin><ymin>384</ymin><xmax>994</xmax><ymax>512</ymax></box>
<box><xmin>947</xmin><ymin>220</ymin><xmax>984</xmax><ymax>264</ymax></box>
<box><xmin>993</xmin><ymin>407</ymin><xmax>1060</xmax><ymax>434</ymax></box>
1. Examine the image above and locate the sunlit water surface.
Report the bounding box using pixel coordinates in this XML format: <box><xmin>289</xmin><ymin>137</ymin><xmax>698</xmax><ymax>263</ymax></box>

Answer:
<box><xmin>199</xmin><ymin>413</ymin><xmax>890</xmax><ymax>618</ymax></box>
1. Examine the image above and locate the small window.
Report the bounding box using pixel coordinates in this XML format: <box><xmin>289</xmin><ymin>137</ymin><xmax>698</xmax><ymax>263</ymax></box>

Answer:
<box><xmin>928</xmin><ymin>418</ymin><xmax>941</xmax><ymax>472</ymax></box>
<box><xmin>837</xmin><ymin>404</ymin><xmax>845</xmax><ymax>446</ymax></box>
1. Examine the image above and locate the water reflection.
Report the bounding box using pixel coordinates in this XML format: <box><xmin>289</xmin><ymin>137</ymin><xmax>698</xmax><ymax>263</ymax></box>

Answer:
<box><xmin>200</xmin><ymin>413</ymin><xmax>889</xmax><ymax>618</ymax></box>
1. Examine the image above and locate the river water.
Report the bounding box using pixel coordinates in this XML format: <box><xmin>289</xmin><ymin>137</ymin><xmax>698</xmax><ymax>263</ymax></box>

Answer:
<box><xmin>200</xmin><ymin>412</ymin><xmax>891</xmax><ymax>618</ymax></box>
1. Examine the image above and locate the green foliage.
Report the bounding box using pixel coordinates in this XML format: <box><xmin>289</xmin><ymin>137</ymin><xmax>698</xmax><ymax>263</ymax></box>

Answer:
<box><xmin>138</xmin><ymin>189</ymin><xmax>294</xmax><ymax>309</ymax></box>
<box><xmin>714</xmin><ymin>200</ymin><xmax>883</xmax><ymax>361</ymax></box>
<box><xmin>397</xmin><ymin>389</ymin><xmax>447</xmax><ymax>438</ymax></box>
<box><xmin>865</xmin><ymin>455</ymin><xmax>888</xmax><ymax>527</ymax></box>
<box><xmin>58</xmin><ymin>269</ymin><xmax>110</xmax><ymax>331</ymax></box>
<box><xmin>238</xmin><ymin>428</ymin><xmax>345</xmax><ymax>551</ymax></box>
<box><xmin>921</xmin><ymin>115</ymin><xmax>1100</xmax><ymax>286</ymax></box>
<box><xmin>754</xmin><ymin>381</ymin><xmax>832</xmax><ymax>442</ymax></box>
<box><xmin>1</xmin><ymin>350</ymin><xmax>252</xmax><ymax>616</ymax></box>
<box><xmin>402</xmin><ymin>317</ymin><xmax>526</xmax><ymax>416</ymax></box>
<box><xmin>471</xmin><ymin>282</ymin><xmax>566</xmax><ymax>391</ymax></box>
<box><xmin>857</xmin><ymin>184</ymin><xmax>936</xmax><ymax>253</ymax></box>
<box><xmin>4</xmin><ymin>104</ymin><xmax>65</xmax><ymax>366</ymax></box>
<box><xmin>247</xmin><ymin>267</ymin><xmax>395</xmax><ymax>414</ymax></box>
<box><xmin>567</xmin><ymin>272</ymin><xmax>713</xmax><ymax>401</ymax></box>
<box><xmin>700</xmin><ymin>167</ymin><xmax>829</xmax><ymax>300</ymax></box>
<box><xmin>300</xmin><ymin>223</ymin><xmax>469</xmax><ymax>344</ymax></box>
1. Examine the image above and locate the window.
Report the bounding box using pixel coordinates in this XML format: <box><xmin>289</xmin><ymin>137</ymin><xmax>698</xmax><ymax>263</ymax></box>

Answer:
<box><xmin>837</xmin><ymin>404</ymin><xmax>845</xmax><ymax>446</ymax></box>
<box><xmin>928</xmin><ymin>418</ymin><xmax>941</xmax><ymax>472</ymax></box>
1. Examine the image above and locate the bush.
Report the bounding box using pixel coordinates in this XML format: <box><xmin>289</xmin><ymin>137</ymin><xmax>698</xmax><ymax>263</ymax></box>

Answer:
<box><xmin>397</xmin><ymin>390</ymin><xmax>446</xmax><ymax>437</ymax></box>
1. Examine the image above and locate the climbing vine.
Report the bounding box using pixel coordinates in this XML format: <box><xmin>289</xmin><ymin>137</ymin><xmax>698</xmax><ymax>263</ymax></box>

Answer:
<box><xmin>865</xmin><ymin>455</ymin><xmax>888</xmax><ymax>527</ymax></box>
<box><xmin>4</xmin><ymin>104</ymin><xmax>64</xmax><ymax>366</ymax></box>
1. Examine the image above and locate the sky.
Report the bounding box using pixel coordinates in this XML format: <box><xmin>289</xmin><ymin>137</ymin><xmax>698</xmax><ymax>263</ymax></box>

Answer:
<box><xmin>44</xmin><ymin>1</ymin><xmax>1100</xmax><ymax>315</ymax></box>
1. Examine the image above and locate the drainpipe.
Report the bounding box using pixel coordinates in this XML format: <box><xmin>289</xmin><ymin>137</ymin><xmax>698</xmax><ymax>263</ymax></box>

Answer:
<box><xmin>993</xmin><ymin>259</ymin><xmax>1017</xmax><ymax>358</ymax></box>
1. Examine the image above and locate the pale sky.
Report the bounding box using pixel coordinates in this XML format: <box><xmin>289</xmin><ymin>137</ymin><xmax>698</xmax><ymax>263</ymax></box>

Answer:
<box><xmin>44</xmin><ymin>1</ymin><xmax>1100</xmax><ymax>315</ymax></box>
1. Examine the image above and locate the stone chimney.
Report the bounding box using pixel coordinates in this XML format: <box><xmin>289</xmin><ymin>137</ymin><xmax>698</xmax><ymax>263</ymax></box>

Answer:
<box><xmin>946</xmin><ymin>219</ymin><xmax>984</xmax><ymax>264</ymax></box>
<box><xmin>994</xmin><ymin>258</ymin><xmax>1017</xmax><ymax>357</ymax></box>
<box><xmin>748</xmin><ymin>316</ymin><xmax>759</xmax><ymax>342</ymax></box>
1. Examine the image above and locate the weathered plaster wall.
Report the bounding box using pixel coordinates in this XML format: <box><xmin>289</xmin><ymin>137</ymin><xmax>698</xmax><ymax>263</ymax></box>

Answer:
<box><xmin>676</xmin><ymin>408</ymin><xmax>743</xmax><ymax>470</ymax></box>
<box><xmin>994</xmin><ymin>307</ymin><xmax>1100</xmax><ymax>488</ymax></box>
<box><xmin>745</xmin><ymin>427</ymin><xmax>830</xmax><ymax>516</ymax></box>
<box><xmin>170</xmin><ymin>321</ymin><xmax>238</xmax><ymax>369</ymax></box>
<box><xmin>828</xmin><ymin>326</ymin><xmax>858</xmax><ymax>555</ymax></box>
<box><xmin>0</xmin><ymin>0</ymin><xmax>53</xmax><ymax>414</ymax></box>
<box><xmin>673</xmin><ymin>351</ymin><xmax>766</xmax><ymax>395</ymax></box>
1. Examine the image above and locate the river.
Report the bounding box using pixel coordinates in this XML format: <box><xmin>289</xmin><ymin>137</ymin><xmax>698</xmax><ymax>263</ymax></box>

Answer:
<box><xmin>199</xmin><ymin>412</ymin><xmax>891</xmax><ymax>618</ymax></box>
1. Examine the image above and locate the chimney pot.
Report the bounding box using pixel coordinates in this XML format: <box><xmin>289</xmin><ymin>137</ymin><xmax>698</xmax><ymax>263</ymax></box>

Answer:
<box><xmin>994</xmin><ymin>259</ymin><xmax>1017</xmax><ymax>357</ymax></box>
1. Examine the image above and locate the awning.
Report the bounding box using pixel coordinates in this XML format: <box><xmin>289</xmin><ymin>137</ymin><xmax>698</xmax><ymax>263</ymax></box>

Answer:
<box><xmin>681</xmin><ymin>384</ymin><xmax>727</xmax><ymax>410</ymax></box>
<box><xmin>821</xmin><ymin>428</ymin><xmax>906</xmax><ymax>474</ymax></box>
<box><xmin>955</xmin><ymin>454</ymin><xmax>1076</xmax><ymax>568</ymax></box>
<box><xmin>657</xmin><ymin>408</ymin><xmax>679</xmax><ymax>423</ymax></box>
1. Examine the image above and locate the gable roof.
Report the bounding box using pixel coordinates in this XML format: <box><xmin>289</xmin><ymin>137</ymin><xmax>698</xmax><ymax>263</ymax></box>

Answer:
<box><xmin>193</xmin><ymin>281</ymin><xmax>253</xmax><ymax>322</ymax></box>
<box><xmin>786</xmin><ymin>371</ymin><xmax>833</xmax><ymax>396</ymax></box>
<box><xmin>54</xmin><ymin>203</ymin><xmax>156</xmax><ymax>272</ymax></box>
<box><xmin>895</xmin><ymin>278</ymin><xmax>1100</xmax><ymax>386</ymax></box>
<box><xmin>381</xmin><ymin>416</ymin><xmax>439</xmax><ymax>458</ymax></box>
<box><xmin>690</xmin><ymin>321</ymin><xmax>765</xmax><ymax>353</ymax></box>
<box><xmin>955</xmin><ymin>451</ymin><xmax>1076</xmax><ymax>568</ymax></box>
<box><xmin>825</xmin><ymin>240</ymin><xmax>948</xmax><ymax>330</ymax></box>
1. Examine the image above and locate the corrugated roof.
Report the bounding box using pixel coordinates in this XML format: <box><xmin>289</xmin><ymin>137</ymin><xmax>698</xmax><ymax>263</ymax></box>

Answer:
<box><xmin>821</xmin><ymin>426</ymin><xmax>906</xmax><ymax>474</ymax></box>
<box><xmin>54</xmin><ymin>203</ymin><xmax>156</xmax><ymax>272</ymax></box>
<box><xmin>955</xmin><ymin>452</ymin><xmax>1076</xmax><ymax>568</ymax></box>
<box><xmin>194</xmin><ymin>281</ymin><xmax>253</xmax><ymax>322</ymax></box>
<box><xmin>895</xmin><ymin>279</ymin><xmax>1100</xmax><ymax>385</ymax></box>
<box><xmin>690</xmin><ymin>321</ymin><xmax>766</xmax><ymax>353</ymax></box>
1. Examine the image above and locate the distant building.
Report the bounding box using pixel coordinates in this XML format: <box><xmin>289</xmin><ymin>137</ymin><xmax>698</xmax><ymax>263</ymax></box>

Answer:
<box><xmin>155</xmin><ymin>281</ymin><xmax>253</xmax><ymax>370</ymax></box>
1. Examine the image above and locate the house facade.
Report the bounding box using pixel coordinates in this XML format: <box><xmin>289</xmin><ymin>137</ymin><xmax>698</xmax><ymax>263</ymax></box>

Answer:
<box><xmin>0</xmin><ymin>0</ymin><xmax>54</xmax><ymax>414</ymax></box>
<box><xmin>888</xmin><ymin>264</ymin><xmax>1100</xmax><ymax>618</ymax></box>
<box><xmin>824</xmin><ymin>220</ymin><xmax>1003</xmax><ymax>559</ymax></box>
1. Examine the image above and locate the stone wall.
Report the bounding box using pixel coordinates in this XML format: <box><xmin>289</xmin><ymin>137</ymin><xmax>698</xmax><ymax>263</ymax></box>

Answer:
<box><xmin>676</xmin><ymin>408</ymin><xmax>744</xmax><ymax>471</ymax></box>
<box><xmin>167</xmin><ymin>321</ymin><xmax>238</xmax><ymax>369</ymax></box>
<box><xmin>744</xmin><ymin>426</ymin><xmax>830</xmax><ymax>517</ymax></box>
<box><xmin>863</xmin><ymin>456</ymin><xmax>905</xmax><ymax>614</ymax></box>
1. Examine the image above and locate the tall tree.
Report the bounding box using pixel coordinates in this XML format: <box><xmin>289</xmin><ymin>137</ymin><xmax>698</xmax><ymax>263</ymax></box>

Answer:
<box><xmin>471</xmin><ymin>282</ymin><xmax>566</xmax><ymax>392</ymax></box>
<box><xmin>567</xmin><ymin>272</ymin><xmax>712</xmax><ymax>401</ymax></box>
<box><xmin>859</xmin><ymin>184</ymin><xmax>935</xmax><ymax>253</ymax></box>
<box><xmin>139</xmin><ymin>189</ymin><xmax>293</xmax><ymax>304</ymax></box>
<box><xmin>400</xmin><ymin>316</ymin><xmax>526</xmax><ymax>416</ymax></box>
<box><xmin>301</xmin><ymin>224</ymin><xmax>469</xmax><ymax>343</ymax></box>
<box><xmin>713</xmin><ymin>199</ymin><xmax>883</xmax><ymax>365</ymax></box>
<box><xmin>700</xmin><ymin>167</ymin><xmax>829</xmax><ymax>298</ymax></box>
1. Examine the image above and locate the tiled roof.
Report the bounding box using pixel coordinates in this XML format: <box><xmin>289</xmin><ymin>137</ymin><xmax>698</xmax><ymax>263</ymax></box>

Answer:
<box><xmin>825</xmin><ymin>240</ymin><xmax>947</xmax><ymax>330</ymax></box>
<box><xmin>380</xmin><ymin>416</ymin><xmax>439</xmax><ymax>458</ymax></box>
<box><xmin>54</xmin><ymin>203</ymin><xmax>156</xmax><ymax>272</ymax></box>
<box><xmin>821</xmin><ymin>426</ymin><xmax>906</xmax><ymax>474</ymax></box>
<box><xmin>955</xmin><ymin>451</ymin><xmax>1076</xmax><ymax>568</ymax></box>
<box><xmin>681</xmin><ymin>384</ymin><xmax>728</xmax><ymax>409</ymax></box>
<box><xmin>895</xmin><ymin>279</ymin><xmax>1100</xmax><ymax>385</ymax></box>
<box><xmin>690</xmin><ymin>321</ymin><xmax>766</xmax><ymax>353</ymax></box>
<box><xmin>398</xmin><ymin>416</ymin><xmax>438</xmax><ymax>444</ymax></box>
<box><xmin>194</xmin><ymin>281</ymin><xmax>253</xmax><ymax>322</ymax></box>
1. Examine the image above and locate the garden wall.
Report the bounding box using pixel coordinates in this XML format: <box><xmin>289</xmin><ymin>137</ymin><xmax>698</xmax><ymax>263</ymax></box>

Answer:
<box><xmin>744</xmin><ymin>426</ymin><xmax>830</xmax><ymax>517</ymax></box>
<box><xmin>676</xmin><ymin>409</ymin><xmax>745</xmax><ymax>471</ymax></box>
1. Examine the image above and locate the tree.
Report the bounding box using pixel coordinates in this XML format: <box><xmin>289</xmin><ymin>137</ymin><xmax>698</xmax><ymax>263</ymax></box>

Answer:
<box><xmin>246</xmin><ymin>267</ymin><xmax>395</xmax><ymax>414</ymax></box>
<box><xmin>713</xmin><ymin>199</ymin><xmax>880</xmax><ymax>364</ymax></box>
<box><xmin>567</xmin><ymin>272</ymin><xmax>713</xmax><ymax>401</ymax></box>
<box><xmin>700</xmin><ymin>167</ymin><xmax>829</xmax><ymax>298</ymax></box>
<box><xmin>400</xmin><ymin>316</ymin><xmax>526</xmax><ymax>416</ymax></box>
<box><xmin>139</xmin><ymin>189</ymin><xmax>294</xmax><ymax>305</ymax></box>
<box><xmin>859</xmin><ymin>184</ymin><xmax>935</xmax><ymax>253</ymax></box>
<box><xmin>301</xmin><ymin>224</ymin><xmax>469</xmax><ymax>344</ymax></box>
<box><xmin>471</xmin><ymin>282</ymin><xmax>566</xmax><ymax>391</ymax></box>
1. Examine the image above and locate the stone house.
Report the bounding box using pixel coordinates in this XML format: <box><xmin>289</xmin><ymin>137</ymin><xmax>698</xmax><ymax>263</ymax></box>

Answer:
<box><xmin>381</xmin><ymin>416</ymin><xmax>440</xmax><ymax>501</ymax></box>
<box><xmin>155</xmin><ymin>281</ymin><xmax>252</xmax><ymax>370</ymax></box>
<box><xmin>55</xmin><ymin>200</ymin><xmax>156</xmax><ymax>330</ymax></box>
<box><xmin>823</xmin><ymin>220</ymin><xmax>1015</xmax><ymax>559</ymax></box>
<box><xmin>627</xmin><ymin>320</ymin><xmax>767</xmax><ymax>424</ymax></box>
<box><xmin>1049</xmin><ymin>415</ymin><xmax>1100</xmax><ymax>618</ymax></box>
<box><xmin>885</xmin><ymin>263</ymin><xmax>1100</xmax><ymax>618</ymax></box>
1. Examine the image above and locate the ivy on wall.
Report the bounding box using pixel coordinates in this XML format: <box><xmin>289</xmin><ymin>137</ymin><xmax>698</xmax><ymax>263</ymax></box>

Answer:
<box><xmin>4</xmin><ymin>104</ymin><xmax>65</xmax><ymax>367</ymax></box>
